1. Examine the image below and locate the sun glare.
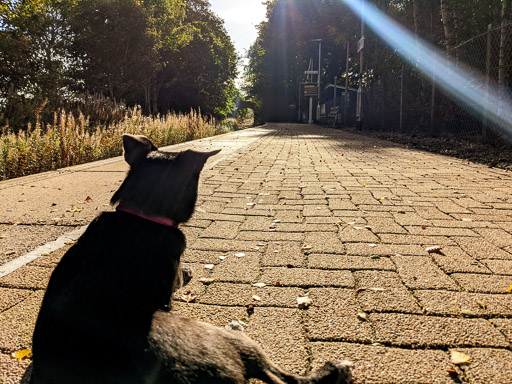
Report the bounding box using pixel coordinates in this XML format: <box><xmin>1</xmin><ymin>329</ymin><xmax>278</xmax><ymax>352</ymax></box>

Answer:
<box><xmin>343</xmin><ymin>0</ymin><xmax>512</xmax><ymax>138</ymax></box>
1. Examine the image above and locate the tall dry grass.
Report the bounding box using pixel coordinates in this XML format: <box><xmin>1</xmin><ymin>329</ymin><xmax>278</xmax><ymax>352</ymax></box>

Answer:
<box><xmin>0</xmin><ymin>107</ymin><xmax>231</xmax><ymax>180</ymax></box>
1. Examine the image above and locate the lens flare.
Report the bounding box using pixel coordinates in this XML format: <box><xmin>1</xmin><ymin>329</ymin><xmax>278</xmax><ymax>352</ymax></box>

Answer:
<box><xmin>344</xmin><ymin>0</ymin><xmax>512</xmax><ymax>138</ymax></box>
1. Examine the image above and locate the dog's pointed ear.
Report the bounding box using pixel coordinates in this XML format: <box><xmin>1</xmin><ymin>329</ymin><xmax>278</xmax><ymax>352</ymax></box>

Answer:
<box><xmin>181</xmin><ymin>149</ymin><xmax>221</xmax><ymax>171</ymax></box>
<box><xmin>123</xmin><ymin>134</ymin><xmax>157</xmax><ymax>166</ymax></box>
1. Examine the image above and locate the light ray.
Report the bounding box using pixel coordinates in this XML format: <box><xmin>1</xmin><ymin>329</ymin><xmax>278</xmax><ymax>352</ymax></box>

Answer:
<box><xmin>343</xmin><ymin>0</ymin><xmax>512</xmax><ymax>138</ymax></box>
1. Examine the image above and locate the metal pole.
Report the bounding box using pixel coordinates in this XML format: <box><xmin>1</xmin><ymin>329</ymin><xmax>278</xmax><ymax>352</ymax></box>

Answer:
<box><xmin>317</xmin><ymin>41</ymin><xmax>322</xmax><ymax>121</ymax></box>
<box><xmin>482</xmin><ymin>23</ymin><xmax>492</xmax><ymax>141</ymax></box>
<box><xmin>344</xmin><ymin>42</ymin><xmax>349</xmax><ymax>125</ymax></box>
<box><xmin>308</xmin><ymin>97</ymin><xmax>313</xmax><ymax>124</ymax></box>
<box><xmin>399</xmin><ymin>65</ymin><xmax>404</xmax><ymax>132</ymax></box>
<box><xmin>357</xmin><ymin>0</ymin><xmax>364</xmax><ymax>130</ymax></box>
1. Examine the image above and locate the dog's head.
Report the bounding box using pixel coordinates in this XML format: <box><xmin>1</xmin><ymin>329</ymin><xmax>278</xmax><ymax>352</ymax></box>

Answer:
<box><xmin>111</xmin><ymin>134</ymin><xmax>220</xmax><ymax>224</ymax></box>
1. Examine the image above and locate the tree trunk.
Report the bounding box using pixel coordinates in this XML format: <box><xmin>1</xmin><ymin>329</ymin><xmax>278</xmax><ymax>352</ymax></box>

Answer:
<box><xmin>499</xmin><ymin>0</ymin><xmax>511</xmax><ymax>95</ymax></box>
<box><xmin>440</xmin><ymin>0</ymin><xmax>457</xmax><ymax>53</ymax></box>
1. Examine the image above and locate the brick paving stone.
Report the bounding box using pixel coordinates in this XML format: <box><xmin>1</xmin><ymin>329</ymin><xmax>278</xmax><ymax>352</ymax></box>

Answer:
<box><xmin>308</xmin><ymin>254</ymin><xmax>396</xmax><ymax>271</ymax></box>
<box><xmin>406</xmin><ymin>225</ymin><xmax>478</xmax><ymax>237</ymax></box>
<box><xmin>338</xmin><ymin>226</ymin><xmax>380</xmax><ymax>243</ymax></box>
<box><xmin>273</xmin><ymin>210</ymin><xmax>303</xmax><ymax>223</ymax></box>
<box><xmin>430</xmin><ymin>246</ymin><xmax>491</xmax><ymax>274</ymax></box>
<box><xmin>354</xmin><ymin>270</ymin><xmax>406</xmax><ymax>289</ymax></box>
<box><xmin>302</xmin><ymin>205</ymin><xmax>332</xmax><ymax>217</ymax></box>
<box><xmin>451</xmin><ymin>273</ymin><xmax>512</xmax><ymax>293</ymax></box>
<box><xmin>345</xmin><ymin>243</ymin><xmax>425</xmax><ymax>256</ymax></box>
<box><xmin>379</xmin><ymin>233</ymin><xmax>454</xmax><ymax>246</ymax></box>
<box><xmin>415</xmin><ymin>290</ymin><xmax>512</xmax><ymax>316</ymax></box>
<box><xmin>172</xmin><ymin>302</ymin><xmax>246</xmax><ymax>328</ymax></box>
<box><xmin>211</xmin><ymin>254</ymin><xmax>260</xmax><ymax>283</ymax></box>
<box><xmin>198</xmin><ymin>220</ymin><xmax>241</xmax><ymax>239</ymax></box>
<box><xmin>365</xmin><ymin>218</ymin><xmax>407</xmax><ymax>234</ymax></box>
<box><xmin>370</xmin><ymin>313</ymin><xmax>509</xmax><ymax>348</ymax></box>
<box><xmin>311</xmin><ymin>342</ymin><xmax>454</xmax><ymax>384</ymax></box>
<box><xmin>414</xmin><ymin>207</ymin><xmax>453</xmax><ymax>220</ymax></box>
<box><xmin>391</xmin><ymin>212</ymin><xmax>430</xmax><ymax>227</ymax></box>
<box><xmin>481</xmin><ymin>259</ymin><xmax>512</xmax><ymax>275</ymax></box>
<box><xmin>392</xmin><ymin>255</ymin><xmax>459</xmax><ymax>290</ymax></box>
<box><xmin>0</xmin><ymin>266</ymin><xmax>52</xmax><ymax>290</ymax></box>
<box><xmin>357</xmin><ymin>287</ymin><xmax>422</xmax><ymax>314</ymax></box>
<box><xmin>304</xmin><ymin>232</ymin><xmax>345</xmax><ymax>254</ymax></box>
<box><xmin>0</xmin><ymin>291</ymin><xmax>43</xmax><ymax>351</ymax></box>
<box><xmin>491</xmin><ymin>319</ymin><xmax>512</xmax><ymax>343</ymax></box>
<box><xmin>454</xmin><ymin>348</ymin><xmax>512</xmax><ymax>384</ymax></box>
<box><xmin>260</xmin><ymin>267</ymin><xmax>354</xmax><ymax>288</ymax></box>
<box><xmin>199</xmin><ymin>283</ymin><xmax>303</xmax><ymax>308</ymax></box>
<box><xmin>245</xmin><ymin>307</ymin><xmax>309</xmax><ymax>375</ymax></box>
<box><xmin>306</xmin><ymin>289</ymin><xmax>373</xmax><ymax>343</ymax></box>
<box><xmin>0</xmin><ymin>288</ymin><xmax>32</xmax><ymax>313</ymax></box>
<box><xmin>474</xmin><ymin>227</ymin><xmax>512</xmax><ymax>248</ymax></box>
<box><xmin>181</xmin><ymin>249</ymin><xmax>230</xmax><ymax>264</ymax></box>
<box><xmin>190</xmin><ymin>238</ymin><xmax>261</xmax><ymax>252</ymax></box>
<box><xmin>236</xmin><ymin>231</ymin><xmax>304</xmax><ymax>242</ymax></box>
<box><xmin>262</xmin><ymin>242</ymin><xmax>306</xmax><ymax>267</ymax></box>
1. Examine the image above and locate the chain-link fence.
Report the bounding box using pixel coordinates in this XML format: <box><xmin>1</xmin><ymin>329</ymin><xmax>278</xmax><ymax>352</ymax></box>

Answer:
<box><xmin>364</xmin><ymin>22</ymin><xmax>512</xmax><ymax>141</ymax></box>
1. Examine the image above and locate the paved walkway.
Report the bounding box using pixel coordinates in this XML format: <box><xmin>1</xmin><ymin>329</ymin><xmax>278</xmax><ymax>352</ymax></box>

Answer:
<box><xmin>1</xmin><ymin>123</ymin><xmax>512</xmax><ymax>383</ymax></box>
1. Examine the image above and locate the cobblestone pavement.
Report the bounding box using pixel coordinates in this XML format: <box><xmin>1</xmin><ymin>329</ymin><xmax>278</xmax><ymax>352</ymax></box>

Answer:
<box><xmin>1</xmin><ymin>123</ymin><xmax>512</xmax><ymax>383</ymax></box>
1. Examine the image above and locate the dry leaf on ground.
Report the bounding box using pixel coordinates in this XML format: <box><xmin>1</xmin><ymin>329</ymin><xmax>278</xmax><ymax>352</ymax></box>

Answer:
<box><xmin>451</xmin><ymin>351</ymin><xmax>471</xmax><ymax>365</ymax></box>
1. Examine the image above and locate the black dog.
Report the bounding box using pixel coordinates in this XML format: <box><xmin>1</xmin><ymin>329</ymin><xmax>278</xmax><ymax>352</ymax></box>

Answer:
<box><xmin>30</xmin><ymin>134</ymin><xmax>352</xmax><ymax>384</ymax></box>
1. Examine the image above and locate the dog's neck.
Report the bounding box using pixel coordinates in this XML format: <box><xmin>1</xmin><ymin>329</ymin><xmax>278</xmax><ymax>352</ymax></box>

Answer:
<box><xmin>116</xmin><ymin>203</ymin><xmax>176</xmax><ymax>228</ymax></box>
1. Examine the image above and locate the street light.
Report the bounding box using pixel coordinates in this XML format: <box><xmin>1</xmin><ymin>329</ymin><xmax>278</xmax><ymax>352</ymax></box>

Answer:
<box><xmin>311</xmin><ymin>39</ymin><xmax>322</xmax><ymax>122</ymax></box>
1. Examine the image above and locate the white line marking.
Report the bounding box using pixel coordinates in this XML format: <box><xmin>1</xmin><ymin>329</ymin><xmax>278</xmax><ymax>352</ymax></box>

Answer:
<box><xmin>0</xmin><ymin>225</ymin><xmax>88</xmax><ymax>278</ymax></box>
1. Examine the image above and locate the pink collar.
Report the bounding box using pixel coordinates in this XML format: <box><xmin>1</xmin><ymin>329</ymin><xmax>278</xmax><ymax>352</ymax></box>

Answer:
<box><xmin>116</xmin><ymin>203</ymin><xmax>176</xmax><ymax>228</ymax></box>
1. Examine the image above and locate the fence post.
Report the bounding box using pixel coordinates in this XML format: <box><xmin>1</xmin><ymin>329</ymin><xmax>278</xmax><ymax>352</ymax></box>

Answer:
<box><xmin>482</xmin><ymin>23</ymin><xmax>492</xmax><ymax>141</ymax></box>
<box><xmin>344</xmin><ymin>41</ymin><xmax>350</xmax><ymax>126</ymax></box>
<box><xmin>399</xmin><ymin>65</ymin><xmax>404</xmax><ymax>132</ymax></box>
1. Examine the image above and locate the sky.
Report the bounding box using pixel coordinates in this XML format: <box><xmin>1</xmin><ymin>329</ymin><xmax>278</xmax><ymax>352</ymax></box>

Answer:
<box><xmin>209</xmin><ymin>0</ymin><xmax>267</xmax><ymax>79</ymax></box>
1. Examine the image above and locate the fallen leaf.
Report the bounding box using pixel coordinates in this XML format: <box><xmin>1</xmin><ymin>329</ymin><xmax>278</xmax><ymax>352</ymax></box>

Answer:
<box><xmin>461</xmin><ymin>309</ymin><xmax>477</xmax><ymax>317</ymax></box>
<box><xmin>451</xmin><ymin>351</ymin><xmax>471</xmax><ymax>365</ymax></box>
<box><xmin>368</xmin><ymin>244</ymin><xmax>377</xmax><ymax>248</ymax></box>
<box><xmin>252</xmin><ymin>283</ymin><xmax>266</xmax><ymax>288</ymax></box>
<box><xmin>370</xmin><ymin>254</ymin><xmax>381</xmax><ymax>260</ymax></box>
<box><xmin>426</xmin><ymin>246</ymin><xmax>442</xmax><ymax>254</ymax></box>
<box><xmin>246</xmin><ymin>203</ymin><xmax>255</xmax><ymax>206</ymax></box>
<box><xmin>85</xmin><ymin>196</ymin><xmax>93</xmax><ymax>202</ymax></box>
<box><xmin>64</xmin><ymin>240</ymin><xmax>74</xmax><ymax>245</ymax></box>
<box><xmin>275</xmin><ymin>281</ymin><xmax>281</xmax><ymax>287</ymax></box>
<box><xmin>297</xmin><ymin>296</ymin><xmax>312</xmax><ymax>309</ymax></box>
<box><xmin>4</xmin><ymin>250</ymin><xmax>15</xmax><ymax>256</ymax></box>
<box><xmin>508</xmin><ymin>285</ymin><xmax>512</xmax><ymax>293</ymax></box>
<box><xmin>235</xmin><ymin>252</ymin><xmax>245</xmax><ymax>258</ymax></box>
<box><xmin>357</xmin><ymin>312</ymin><xmax>368</xmax><ymax>321</ymax></box>
<box><xmin>302</xmin><ymin>245</ymin><xmax>312</xmax><ymax>250</ymax></box>
<box><xmin>0</xmin><ymin>235</ymin><xmax>6</xmax><ymax>239</ymax></box>
<box><xmin>12</xmin><ymin>349</ymin><xmax>31</xmax><ymax>359</ymax></box>
<box><xmin>181</xmin><ymin>291</ymin><xmax>197</xmax><ymax>303</ymax></box>
<box><xmin>219</xmin><ymin>256</ymin><xmax>227</xmax><ymax>260</ymax></box>
<box><xmin>39</xmin><ymin>252</ymin><xmax>50</xmax><ymax>256</ymax></box>
<box><xmin>199</xmin><ymin>277</ymin><xmax>215</xmax><ymax>284</ymax></box>
<box><xmin>252</xmin><ymin>295</ymin><xmax>262</xmax><ymax>302</ymax></box>
<box><xmin>204</xmin><ymin>264</ymin><xmax>214</xmax><ymax>270</ymax></box>
<box><xmin>476</xmin><ymin>300</ymin><xmax>487</xmax><ymax>309</ymax></box>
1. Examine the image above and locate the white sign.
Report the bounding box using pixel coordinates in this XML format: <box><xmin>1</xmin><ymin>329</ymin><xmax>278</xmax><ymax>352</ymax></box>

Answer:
<box><xmin>357</xmin><ymin>36</ymin><xmax>365</xmax><ymax>53</ymax></box>
<box><xmin>304</xmin><ymin>70</ymin><xmax>319</xmax><ymax>75</ymax></box>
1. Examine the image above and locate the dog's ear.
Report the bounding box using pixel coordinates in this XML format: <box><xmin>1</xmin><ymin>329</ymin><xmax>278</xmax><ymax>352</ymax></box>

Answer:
<box><xmin>181</xmin><ymin>149</ymin><xmax>221</xmax><ymax>172</ymax></box>
<box><xmin>123</xmin><ymin>134</ymin><xmax>157</xmax><ymax>166</ymax></box>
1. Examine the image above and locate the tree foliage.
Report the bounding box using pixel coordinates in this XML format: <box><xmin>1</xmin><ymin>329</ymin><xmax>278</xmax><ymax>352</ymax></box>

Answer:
<box><xmin>0</xmin><ymin>0</ymin><xmax>238</xmax><ymax>131</ymax></box>
<box><xmin>244</xmin><ymin>0</ymin><xmax>510</xmax><ymax>123</ymax></box>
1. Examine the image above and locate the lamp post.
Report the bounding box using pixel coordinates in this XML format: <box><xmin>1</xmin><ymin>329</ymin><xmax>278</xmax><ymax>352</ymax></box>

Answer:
<box><xmin>311</xmin><ymin>39</ymin><xmax>322</xmax><ymax>122</ymax></box>
<box><xmin>356</xmin><ymin>0</ymin><xmax>364</xmax><ymax>130</ymax></box>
